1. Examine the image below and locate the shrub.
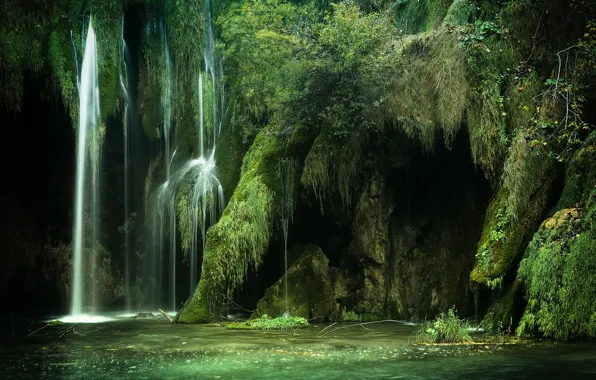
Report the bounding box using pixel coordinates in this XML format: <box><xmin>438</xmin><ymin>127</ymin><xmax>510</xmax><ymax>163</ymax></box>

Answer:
<box><xmin>414</xmin><ymin>308</ymin><xmax>472</xmax><ymax>343</ymax></box>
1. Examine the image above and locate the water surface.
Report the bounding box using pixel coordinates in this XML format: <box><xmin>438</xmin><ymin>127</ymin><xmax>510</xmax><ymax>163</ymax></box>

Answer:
<box><xmin>1</xmin><ymin>316</ymin><xmax>595</xmax><ymax>379</ymax></box>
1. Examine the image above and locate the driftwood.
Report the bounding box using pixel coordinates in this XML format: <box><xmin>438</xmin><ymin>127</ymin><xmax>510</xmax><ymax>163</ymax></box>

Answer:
<box><xmin>317</xmin><ymin>320</ymin><xmax>404</xmax><ymax>338</ymax></box>
<box><xmin>159</xmin><ymin>309</ymin><xmax>173</xmax><ymax>322</ymax></box>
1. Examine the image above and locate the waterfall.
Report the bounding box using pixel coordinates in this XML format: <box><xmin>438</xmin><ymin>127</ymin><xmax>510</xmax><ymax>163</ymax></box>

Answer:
<box><xmin>146</xmin><ymin>0</ymin><xmax>226</xmax><ymax>311</ymax></box>
<box><xmin>279</xmin><ymin>159</ymin><xmax>296</xmax><ymax>316</ymax></box>
<box><xmin>71</xmin><ymin>18</ymin><xmax>101</xmax><ymax>316</ymax></box>
<box><xmin>119</xmin><ymin>14</ymin><xmax>132</xmax><ymax>313</ymax></box>
<box><xmin>147</xmin><ymin>21</ymin><xmax>177</xmax><ymax>310</ymax></box>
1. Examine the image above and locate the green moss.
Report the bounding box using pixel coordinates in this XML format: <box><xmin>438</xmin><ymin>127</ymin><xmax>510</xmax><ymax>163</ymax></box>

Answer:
<box><xmin>393</xmin><ymin>0</ymin><xmax>455</xmax><ymax>34</ymax></box>
<box><xmin>176</xmin><ymin>118</ymin><xmax>318</xmax><ymax>323</ymax></box>
<box><xmin>90</xmin><ymin>0</ymin><xmax>125</xmax><ymax>121</ymax></box>
<box><xmin>558</xmin><ymin>135</ymin><xmax>596</xmax><ymax>209</ymax></box>
<box><xmin>388</xmin><ymin>30</ymin><xmax>469</xmax><ymax>149</ymax></box>
<box><xmin>254</xmin><ymin>244</ymin><xmax>336</xmax><ymax>321</ymax></box>
<box><xmin>214</xmin><ymin>108</ymin><xmax>249</xmax><ymax>201</ymax></box>
<box><xmin>175</xmin><ymin>182</ymin><xmax>191</xmax><ymax>255</ymax></box>
<box><xmin>503</xmin><ymin>133</ymin><xmax>554</xmax><ymax>220</ymax></box>
<box><xmin>176</xmin><ymin>129</ymin><xmax>284</xmax><ymax>323</ymax></box>
<box><xmin>471</xmin><ymin>149</ymin><xmax>555</xmax><ymax>286</ymax></box>
<box><xmin>226</xmin><ymin>315</ymin><xmax>309</xmax><ymax>330</ymax></box>
<box><xmin>444</xmin><ymin>0</ymin><xmax>474</xmax><ymax>26</ymax></box>
<box><xmin>482</xmin><ymin>281</ymin><xmax>519</xmax><ymax>333</ymax></box>
<box><xmin>517</xmin><ymin>209</ymin><xmax>596</xmax><ymax>339</ymax></box>
<box><xmin>49</xmin><ymin>27</ymin><xmax>78</xmax><ymax>123</ymax></box>
<box><xmin>0</xmin><ymin>1</ymin><xmax>48</xmax><ymax>111</ymax></box>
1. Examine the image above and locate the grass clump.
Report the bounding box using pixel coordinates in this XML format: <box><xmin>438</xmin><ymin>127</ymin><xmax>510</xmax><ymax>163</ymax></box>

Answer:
<box><xmin>226</xmin><ymin>315</ymin><xmax>309</xmax><ymax>330</ymax></box>
<box><xmin>414</xmin><ymin>308</ymin><xmax>472</xmax><ymax>344</ymax></box>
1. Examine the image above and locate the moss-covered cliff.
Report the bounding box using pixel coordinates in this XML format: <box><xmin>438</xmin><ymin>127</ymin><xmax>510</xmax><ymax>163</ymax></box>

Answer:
<box><xmin>174</xmin><ymin>0</ymin><xmax>596</xmax><ymax>330</ymax></box>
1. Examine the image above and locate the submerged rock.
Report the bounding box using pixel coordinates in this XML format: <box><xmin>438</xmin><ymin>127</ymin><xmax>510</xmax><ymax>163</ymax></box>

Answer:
<box><xmin>254</xmin><ymin>244</ymin><xmax>335</xmax><ymax>321</ymax></box>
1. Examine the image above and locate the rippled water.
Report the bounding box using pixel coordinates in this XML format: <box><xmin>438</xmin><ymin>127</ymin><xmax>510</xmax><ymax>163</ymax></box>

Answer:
<box><xmin>1</xmin><ymin>316</ymin><xmax>595</xmax><ymax>379</ymax></box>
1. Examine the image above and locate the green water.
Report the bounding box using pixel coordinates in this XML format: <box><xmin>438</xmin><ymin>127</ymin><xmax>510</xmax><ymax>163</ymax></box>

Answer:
<box><xmin>1</xmin><ymin>318</ymin><xmax>595</xmax><ymax>379</ymax></box>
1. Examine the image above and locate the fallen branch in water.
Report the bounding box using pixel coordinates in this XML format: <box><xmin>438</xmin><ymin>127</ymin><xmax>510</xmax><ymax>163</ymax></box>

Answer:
<box><xmin>316</xmin><ymin>322</ymin><xmax>337</xmax><ymax>337</ymax></box>
<box><xmin>159</xmin><ymin>309</ymin><xmax>173</xmax><ymax>322</ymax></box>
<box><xmin>317</xmin><ymin>320</ymin><xmax>405</xmax><ymax>338</ymax></box>
<box><xmin>58</xmin><ymin>325</ymin><xmax>76</xmax><ymax>339</ymax></box>
<box><xmin>28</xmin><ymin>323</ymin><xmax>49</xmax><ymax>337</ymax></box>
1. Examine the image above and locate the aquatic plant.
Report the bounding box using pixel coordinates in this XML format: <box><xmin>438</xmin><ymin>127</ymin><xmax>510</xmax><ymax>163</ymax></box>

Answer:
<box><xmin>226</xmin><ymin>314</ymin><xmax>309</xmax><ymax>330</ymax></box>
<box><xmin>414</xmin><ymin>308</ymin><xmax>472</xmax><ymax>344</ymax></box>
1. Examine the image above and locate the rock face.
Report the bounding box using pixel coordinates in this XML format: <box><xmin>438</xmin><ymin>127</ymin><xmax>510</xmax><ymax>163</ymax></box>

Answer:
<box><xmin>344</xmin><ymin>136</ymin><xmax>492</xmax><ymax>320</ymax></box>
<box><xmin>254</xmin><ymin>244</ymin><xmax>335</xmax><ymax>321</ymax></box>
<box><xmin>348</xmin><ymin>173</ymin><xmax>393</xmax><ymax>317</ymax></box>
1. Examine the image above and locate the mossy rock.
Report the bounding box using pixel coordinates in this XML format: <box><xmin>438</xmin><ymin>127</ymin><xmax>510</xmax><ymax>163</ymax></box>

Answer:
<box><xmin>481</xmin><ymin>280</ymin><xmax>522</xmax><ymax>333</ymax></box>
<box><xmin>516</xmin><ymin>208</ymin><xmax>596</xmax><ymax>339</ymax></box>
<box><xmin>515</xmin><ymin>139</ymin><xmax>596</xmax><ymax>339</ymax></box>
<box><xmin>176</xmin><ymin>125</ymin><xmax>317</xmax><ymax>323</ymax></box>
<box><xmin>471</xmin><ymin>145</ymin><xmax>556</xmax><ymax>286</ymax></box>
<box><xmin>558</xmin><ymin>137</ymin><xmax>596</xmax><ymax>210</ymax></box>
<box><xmin>254</xmin><ymin>244</ymin><xmax>336</xmax><ymax>322</ymax></box>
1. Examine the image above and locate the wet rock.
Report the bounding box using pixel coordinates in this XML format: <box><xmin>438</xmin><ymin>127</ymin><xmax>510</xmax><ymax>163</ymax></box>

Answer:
<box><xmin>254</xmin><ymin>244</ymin><xmax>335</xmax><ymax>321</ymax></box>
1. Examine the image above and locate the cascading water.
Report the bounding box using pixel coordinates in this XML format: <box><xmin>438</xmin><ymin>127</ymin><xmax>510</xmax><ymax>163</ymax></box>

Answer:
<box><xmin>147</xmin><ymin>0</ymin><xmax>226</xmax><ymax>311</ymax></box>
<box><xmin>278</xmin><ymin>159</ymin><xmax>296</xmax><ymax>316</ymax></box>
<box><xmin>119</xmin><ymin>14</ymin><xmax>132</xmax><ymax>312</ymax></box>
<box><xmin>70</xmin><ymin>18</ymin><xmax>101</xmax><ymax>317</ymax></box>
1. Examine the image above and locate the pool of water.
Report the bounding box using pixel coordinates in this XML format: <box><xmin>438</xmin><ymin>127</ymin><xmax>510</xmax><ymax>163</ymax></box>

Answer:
<box><xmin>1</xmin><ymin>316</ymin><xmax>595</xmax><ymax>379</ymax></box>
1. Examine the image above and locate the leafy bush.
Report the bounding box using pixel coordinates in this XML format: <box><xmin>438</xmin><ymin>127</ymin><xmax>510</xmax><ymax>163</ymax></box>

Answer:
<box><xmin>226</xmin><ymin>314</ymin><xmax>309</xmax><ymax>330</ymax></box>
<box><xmin>413</xmin><ymin>308</ymin><xmax>472</xmax><ymax>343</ymax></box>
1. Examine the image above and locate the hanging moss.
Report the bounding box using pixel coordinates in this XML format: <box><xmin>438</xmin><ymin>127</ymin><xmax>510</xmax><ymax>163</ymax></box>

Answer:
<box><xmin>49</xmin><ymin>27</ymin><xmax>78</xmax><ymax>123</ymax></box>
<box><xmin>0</xmin><ymin>0</ymin><xmax>48</xmax><ymax>111</ymax></box>
<box><xmin>393</xmin><ymin>0</ymin><xmax>455</xmax><ymax>34</ymax></box>
<box><xmin>471</xmin><ymin>143</ymin><xmax>556</xmax><ymax>286</ymax></box>
<box><xmin>558</xmin><ymin>133</ymin><xmax>596</xmax><ymax>210</ymax></box>
<box><xmin>444</xmin><ymin>0</ymin><xmax>474</xmax><ymax>26</ymax></box>
<box><xmin>214</xmin><ymin>105</ymin><xmax>250</xmax><ymax>201</ymax></box>
<box><xmin>388</xmin><ymin>30</ymin><xmax>469</xmax><ymax>149</ymax></box>
<box><xmin>175</xmin><ymin>182</ymin><xmax>192</xmax><ymax>255</ymax></box>
<box><xmin>87</xmin><ymin>0</ymin><xmax>125</xmax><ymax>121</ymax></box>
<box><xmin>482</xmin><ymin>282</ymin><xmax>517</xmax><ymax>333</ymax></box>
<box><xmin>516</xmin><ymin>133</ymin><xmax>596</xmax><ymax>339</ymax></box>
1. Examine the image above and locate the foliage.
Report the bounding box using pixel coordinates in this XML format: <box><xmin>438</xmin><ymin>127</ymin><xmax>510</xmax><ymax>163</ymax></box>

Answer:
<box><xmin>0</xmin><ymin>0</ymin><xmax>51</xmax><ymax>111</ymax></box>
<box><xmin>226</xmin><ymin>315</ymin><xmax>309</xmax><ymax>330</ymax></box>
<box><xmin>502</xmin><ymin>132</ymin><xmax>553</xmax><ymax>220</ymax></box>
<box><xmin>413</xmin><ymin>308</ymin><xmax>472</xmax><ymax>343</ymax></box>
<box><xmin>392</xmin><ymin>0</ymin><xmax>454</xmax><ymax>34</ymax></box>
<box><xmin>341</xmin><ymin>307</ymin><xmax>360</xmax><ymax>322</ymax></box>
<box><xmin>218</xmin><ymin>0</ymin><xmax>315</xmax><ymax>135</ymax></box>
